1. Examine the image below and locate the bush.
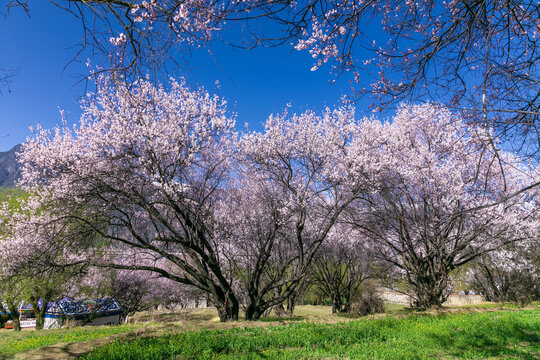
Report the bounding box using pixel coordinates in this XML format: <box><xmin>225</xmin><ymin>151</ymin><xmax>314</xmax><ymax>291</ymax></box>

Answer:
<box><xmin>350</xmin><ymin>288</ymin><xmax>385</xmax><ymax>316</ymax></box>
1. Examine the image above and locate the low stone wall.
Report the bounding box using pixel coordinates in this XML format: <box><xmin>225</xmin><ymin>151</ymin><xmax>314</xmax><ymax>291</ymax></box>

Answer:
<box><xmin>444</xmin><ymin>294</ymin><xmax>485</xmax><ymax>306</ymax></box>
<box><xmin>379</xmin><ymin>291</ymin><xmax>485</xmax><ymax>306</ymax></box>
<box><xmin>379</xmin><ymin>291</ymin><xmax>412</xmax><ymax>305</ymax></box>
<box><xmin>156</xmin><ymin>298</ymin><xmax>209</xmax><ymax>311</ymax></box>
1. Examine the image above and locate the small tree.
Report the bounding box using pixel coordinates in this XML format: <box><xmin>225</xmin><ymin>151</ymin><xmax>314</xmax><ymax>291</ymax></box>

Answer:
<box><xmin>101</xmin><ymin>266</ymin><xmax>193</xmax><ymax>323</ymax></box>
<box><xmin>311</xmin><ymin>226</ymin><xmax>371</xmax><ymax>313</ymax></box>
<box><xmin>470</xmin><ymin>246</ymin><xmax>539</xmax><ymax>306</ymax></box>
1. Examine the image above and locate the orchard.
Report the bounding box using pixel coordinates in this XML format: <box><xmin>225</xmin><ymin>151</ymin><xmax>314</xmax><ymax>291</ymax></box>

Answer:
<box><xmin>0</xmin><ymin>76</ymin><xmax>537</xmax><ymax>325</ymax></box>
<box><xmin>0</xmin><ymin>5</ymin><xmax>538</xmax><ymax>360</ymax></box>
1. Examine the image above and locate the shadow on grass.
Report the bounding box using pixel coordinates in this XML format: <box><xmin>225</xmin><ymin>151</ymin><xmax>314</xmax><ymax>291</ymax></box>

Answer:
<box><xmin>427</xmin><ymin>324</ymin><xmax>540</xmax><ymax>359</ymax></box>
<box><xmin>335</xmin><ymin>306</ymin><xmax>422</xmax><ymax>319</ymax></box>
<box><xmin>181</xmin><ymin>312</ymin><xmax>216</xmax><ymax>322</ymax></box>
<box><xmin>258</xmin><ymin>316</ymin><xmax>304</xmax><ymax>323</ymax></box>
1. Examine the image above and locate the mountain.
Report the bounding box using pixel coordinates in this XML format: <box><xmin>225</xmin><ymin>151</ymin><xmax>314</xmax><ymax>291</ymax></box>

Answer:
<box><xmin>0</xmin><ymin>144</ymin><xmax>22</xmax><ymax>188</ymax></box>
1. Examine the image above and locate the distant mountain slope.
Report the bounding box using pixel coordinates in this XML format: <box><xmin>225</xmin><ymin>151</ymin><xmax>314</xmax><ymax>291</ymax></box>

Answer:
<box><xmin>0</xmin><ymin>144</ymin><xmax>22</xmax><ymax>188</ymax></box>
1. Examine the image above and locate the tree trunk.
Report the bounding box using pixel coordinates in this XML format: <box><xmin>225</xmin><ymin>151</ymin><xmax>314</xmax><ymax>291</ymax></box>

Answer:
<box><xmin>273</xmin><ymin>302</ymin><xmax>287</xmax><ymax>317</ymax></box>
<box><xmin>331</xmin><ymin>296</ymin><xmax>343</xmax><ymax>314</ymax></box>
<box><xmin>329</xmin><ymin>287</ymin><xmax>346</xmax><ymax>313</ymax></box>
<box><xmin>7</xmin><ymin>302</ymin><xmax>21</xmax><ymax>332</ymax></box>
<box><xmin>244</xmin><ymin>301</ymin><xmax>263</xmax><ymax>321</ymax></box>
<box><xmin>414</xmin><ymin>291</ymin><xmax>444</xmax><ymax>308</ymax></box>
<box><xmin>342</xmin><ymin>296</ymin><xmax>352</xmax><ymax>313</ymax></box>
<box><xmin>12</xmin><ymin>316</ymin><xmax>21</xmax><ymax>331</ymax></box>
<box><xmin>286</xmin><ymin>294</ymin><xmax>297</xmax><ymax>315</ymax></box>
<box><xmin>29</xmin><ymin>298</ymin><xmax>46</xmax><ymax>330</ymax></box>
<box><xmin>216</xmin><ymin>292</ymin><xmax>239</xmax><ymax>322</ymax></box>
<box><xmin>271</xmin><ymin>287</ymin><xmax>287</xmax><ymax>316</ymax></box>
<box><xmin>342</xmin><ymin>286</ymin><xmax>354</xmax><ymax>313</ymax></box>
<box><xmin>412</xmin><ymin>273</ymin><xmax>448</xmax><ymax>308</ymax></box>
<box><xmin>217</xmin><ymin>303</ymin><xmax>239</xmax><ymax>322</ymax></box>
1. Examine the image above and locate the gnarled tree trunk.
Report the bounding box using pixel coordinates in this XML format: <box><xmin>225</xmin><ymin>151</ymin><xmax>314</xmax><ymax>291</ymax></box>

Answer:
<box><xmin>213</xmin><ymin>288</ymin><xmax>239</xmax><ymax>322</ymax></box>
<box><xmin>411</xmin><ymin>270</ymin><xmax>449</xmax><ymax>308</ymax></box>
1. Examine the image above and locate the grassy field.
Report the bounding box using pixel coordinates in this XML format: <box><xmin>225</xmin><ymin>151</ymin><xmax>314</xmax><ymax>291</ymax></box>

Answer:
<box><xmin>81</xmin><ymin>309</ymin><xmax>540</xmax><ymax>359</ymax></box>
<box><xmin>1</xmin><ymin>304</ymin><xmax>538</xmax><ymax>359</ymax></box>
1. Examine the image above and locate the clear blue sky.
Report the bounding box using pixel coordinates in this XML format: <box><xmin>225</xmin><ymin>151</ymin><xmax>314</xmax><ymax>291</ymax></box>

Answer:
<box><xmin>0</xmin><ymin>1</ymin><xmax>371</xmax><ymax>152</ymax></box>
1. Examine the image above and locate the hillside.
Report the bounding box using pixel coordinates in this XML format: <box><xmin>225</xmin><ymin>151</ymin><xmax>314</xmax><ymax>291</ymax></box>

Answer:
<box><xmin>0</xmin><ymin>144</ymin><xmax>22</xmax><ymax>188</ymax></box>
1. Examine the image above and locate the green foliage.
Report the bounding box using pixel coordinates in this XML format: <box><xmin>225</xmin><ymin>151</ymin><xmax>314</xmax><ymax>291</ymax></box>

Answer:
<box><xmin>0</xmin><ymin>187</ymin><xmax>30</xmax><ymax>237</ymax></box>
<box><xmin>0</xmin><ymin>187</ymin><xmax>30</xmax><ymax>208</ymax></box>
<box><xmin>0</xmin><ymin>324</ymin><xmax>142</xmax><ymax>357</ymax></box>
<box><xmin>82</xmin><ymin>310</ymin><xmax>539</xmax><ymax>359</ymax></box>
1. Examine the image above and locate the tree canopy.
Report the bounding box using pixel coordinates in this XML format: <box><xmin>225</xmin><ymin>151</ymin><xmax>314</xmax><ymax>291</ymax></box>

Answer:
<box><xmin>6</xmin><ymin>0</ymin><xmax>539</xmax><ymax>158</ymax></box>
<box><xmin>5</xmin><ymin>77</ymin><xmax>537</xmax><ymax>318</ymax></box>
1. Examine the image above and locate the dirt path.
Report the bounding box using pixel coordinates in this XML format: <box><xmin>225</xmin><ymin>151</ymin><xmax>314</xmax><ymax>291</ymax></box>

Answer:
<box><xmin>13</xmin><ymin>336</ymin><xmax>120</xmax><ymax>360</ymax></box>
<box><xmin>11</xmin><ymin>326</ymin><xmax>160</xmax><ymax>360</ymax></box>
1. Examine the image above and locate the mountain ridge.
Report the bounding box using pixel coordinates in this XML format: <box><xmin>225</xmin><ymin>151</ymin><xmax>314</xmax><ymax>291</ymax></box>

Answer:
<box><xmin>0</xmin><ymin>144</ymin><xmax>22</xmax><ymax>188</ymax></box>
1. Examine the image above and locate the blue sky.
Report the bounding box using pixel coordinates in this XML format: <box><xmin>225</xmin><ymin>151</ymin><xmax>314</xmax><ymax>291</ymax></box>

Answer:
<box><xmin>0</xmin><ymin>1</ymin><xmax>370</xmax><ymax>152</ymax></box>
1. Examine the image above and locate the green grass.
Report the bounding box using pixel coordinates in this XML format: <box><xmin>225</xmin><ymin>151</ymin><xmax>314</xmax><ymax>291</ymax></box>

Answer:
<box><xmin>458</xmin><ymin>301</ymin><xmax>540</xmax><ymax>309</ymax></box>
<box><xmin>82</xmin><ymin>309</ymin><xmax>540</xmax><ymax>359</ymax></box>
<box><xmin>381</xmin><ymin>301</ymin><xmax>540</xmax><ymax>315</ymax></box>
<box><xmin>258</xmin><ymin>316</ymin><xmax>304</xmax><ymax>322</ymax></box>
<box><xmin>0</xmin><ymin>323</ymin><xmax>142</xmax><ymax>358</ymax></box>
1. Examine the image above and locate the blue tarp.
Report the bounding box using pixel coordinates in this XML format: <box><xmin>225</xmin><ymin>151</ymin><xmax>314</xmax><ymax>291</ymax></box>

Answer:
<box><xmin>45</xmin><ymin>298</ymin><xmax>122</xmax><ymax>320</ymax></box>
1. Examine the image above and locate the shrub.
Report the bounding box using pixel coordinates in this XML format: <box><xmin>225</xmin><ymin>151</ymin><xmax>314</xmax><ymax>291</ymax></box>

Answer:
<box><xmin>350</xmin><ymin>287</ymin><xmax>385</xmax><ymax>316</ymax></box>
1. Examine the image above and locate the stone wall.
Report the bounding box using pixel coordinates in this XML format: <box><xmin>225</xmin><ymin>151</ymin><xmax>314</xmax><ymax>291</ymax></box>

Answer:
<box><xmin>379</xmin><ymin>291</ymin><xmax>412</xmax><ymax>305</ymax></box>
<box><xmin>444</xmin><ymin>294</ymin><xmax>485</xmax><ymax>306</ymax></box>
<box><xmin>379</xmin><ymin>290</ymin><xmax>485</xmax><ymax>306</ymax></box>
<box><xmin>156</xmin><ymin>298</ymin><xmax>209</xmax><ymax>311</ymax></box>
